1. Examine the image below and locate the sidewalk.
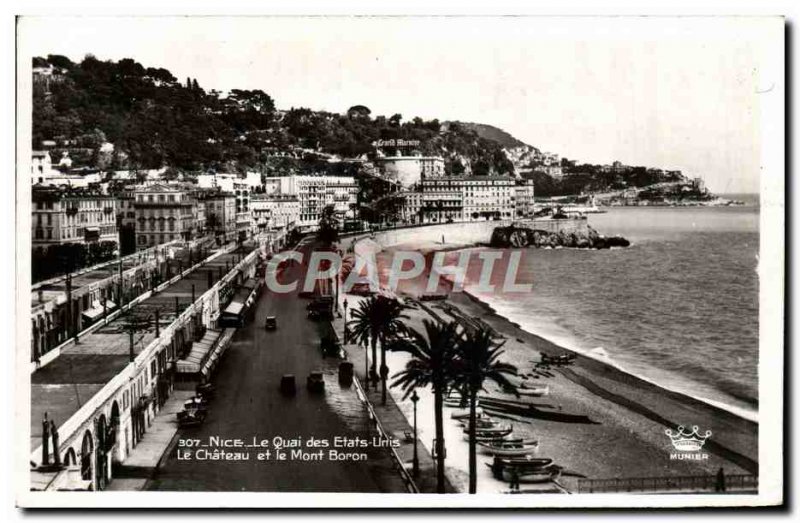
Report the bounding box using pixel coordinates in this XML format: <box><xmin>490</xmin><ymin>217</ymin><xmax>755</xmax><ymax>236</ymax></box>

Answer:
<box><xmin>107</xmin><ymin>390</ymin><xmax>194</xmax><ymax>491</ymax></box>
<box><xmin>338</xmin><ymin>337</ymin><xmax>456</xmax><ymax>494</ymax></box>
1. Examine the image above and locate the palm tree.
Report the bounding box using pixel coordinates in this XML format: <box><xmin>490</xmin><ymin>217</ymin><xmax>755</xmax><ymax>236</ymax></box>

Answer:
<box><xmin>347</xmin><ymin>295</ymin><xmax>407</xmax><ymax>404</ymax></box>
<box><xmin>390</xmin><ymin>320</ymin><xmax>461</xmax><ymax>493</ymax></box>
<box><xmin>454</xmin><ymin>328</ymin><xmax>518</xmax><ymax>494</ymax></box>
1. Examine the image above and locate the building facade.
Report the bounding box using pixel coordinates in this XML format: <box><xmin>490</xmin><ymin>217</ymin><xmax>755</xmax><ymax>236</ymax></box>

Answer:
<box><xmin>251</xmin><ymin>194</ymin><xmax>301</xmax><ymax>232</ymax></box>
<box><xmin>199</xmin><ymin>191</ymin><xmax>237</xmax><ymax>242</ymax></box>
<box><xmin>375</xmin><ymin>155</ymin><xmax>446</xmax><ymax>187</ymax></box>
<box><xmin>133</xmin><ymin>184</ymin><xmax>196</xmax><ymax>249</ymax></box>
<box><xmin>264</xmin><ymin>174</ymin><xmax>358</xmax><ymax>229</ymax></box>
<box><xmin>419</xmin><ymin>178</ymin><xmax>464</xmax><ymax>224</ymax></box>
<box><xmin>514</xmin><ymin>179</ymin><xmax>536</xmax><ymax>218</ymax></box>
<box><xmin>32</xmin><ymin>151</ymin><xmax>54</xmax><ymax>184</ymax></box>
<box><xmin>32</xmin><ymin>187</ymin><xmax>118</xmax><ymax>248</ymax></box>
<box><xmin>415</xmin><ymin>175</ymin><xmax>521</xmax><ymax>223</ymax></box>
<box><xmin>399</xmin><ymin>191</ymin><xmax>424</xmax><ymax>224</ymax></box>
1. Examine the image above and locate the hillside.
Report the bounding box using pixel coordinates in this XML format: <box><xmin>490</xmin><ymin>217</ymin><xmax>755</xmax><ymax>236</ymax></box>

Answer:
<box><xmin>446</xmin><ymin>121</ymin><xmax>530</xmax><ymax>150</ymax></box>
<box><xmin>31</xmin><ymin>55</ymin><xmax>514</xmax><ymax>177</ymax></box>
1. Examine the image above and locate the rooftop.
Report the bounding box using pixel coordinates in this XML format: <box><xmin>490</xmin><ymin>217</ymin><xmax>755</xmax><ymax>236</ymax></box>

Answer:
<box><xmin>30</xmin><ymin>248</ymin><xmax>248</xmax><ymax>451</ymax></box>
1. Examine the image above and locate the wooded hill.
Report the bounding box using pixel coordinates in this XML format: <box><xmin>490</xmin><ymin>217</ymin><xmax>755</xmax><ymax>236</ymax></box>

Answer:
<box><xmin>32</xmin><ymin>55</ymin><xmax>515</xmax><ymax>177</ymax></box>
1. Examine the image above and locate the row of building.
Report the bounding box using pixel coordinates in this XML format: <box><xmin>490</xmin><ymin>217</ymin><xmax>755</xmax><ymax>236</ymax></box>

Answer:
<box><xmin>396</xmin><ymin>176</ymin><xmax>535</xmax><ymax>224</ymax></box>
<box><xmin>31</xmin><ymin>149</ymin><xmax>536</xmax><ymax>255</ymax></box>
<box><xmin>32</xmin><ymin>171</ymin><xmax>360</xmax><ymax>254</ymax></box>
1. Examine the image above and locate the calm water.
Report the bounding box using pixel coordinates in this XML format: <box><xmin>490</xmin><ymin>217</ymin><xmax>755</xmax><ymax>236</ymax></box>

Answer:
<box><xmin>467</xmin><ymin>204</ymin><xmax>760</xmax><ymax>417</ymax></box>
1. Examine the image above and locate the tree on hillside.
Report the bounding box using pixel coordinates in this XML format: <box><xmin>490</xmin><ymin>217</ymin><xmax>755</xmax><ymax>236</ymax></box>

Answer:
<box><xmin>347</xmin><ymin>105</ymin><xmax>372</xmax><ymax>119</ymax></box>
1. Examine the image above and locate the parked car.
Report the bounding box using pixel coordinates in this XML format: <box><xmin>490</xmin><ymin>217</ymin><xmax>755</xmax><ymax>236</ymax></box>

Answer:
<box><xmin>308</xmin><ymin>308</ymin><xmax>334</xmax><ymax>321</ymax></box>
<box><xmin>195</xmin><ymin>383</ymin><xmax>216</xmax><ymax>399</ymax></box>
<box><xmin>264</xmin><ymin>316</ymin><xmax>277</xmax><ymax>330</ymax></box>
<box><xmin>280</xmin><ymin>374</ymin><xmax>297</xmax><ymax>396</ymax></box>
<box><xmin>307</xmin><ymin>371</ymin><xmax>325</xmax><ymax>393</ymax></box>
<box><xmin>320</xmin><ymin>335</ymin><xmax>341</xmax><ymax>357</ymax></box>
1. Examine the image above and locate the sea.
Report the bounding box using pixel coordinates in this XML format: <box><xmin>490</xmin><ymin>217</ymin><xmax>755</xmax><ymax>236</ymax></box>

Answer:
<box><xmin>463</xmin><ymin>196</ymin><xmax>760</xmax><ymax>420</ymax></box>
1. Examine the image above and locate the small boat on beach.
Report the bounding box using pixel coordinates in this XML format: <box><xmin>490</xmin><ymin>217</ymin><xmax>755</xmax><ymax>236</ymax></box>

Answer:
<box><xmin>450</xmin><ymin>407</ymin><xmax>485</xmax><ymax>420</ymax></box>
<box><xmin>516</xmin><ymin>385</ymin><xmax>550</xmax><ymax>397</ymax></box>
<box><xmin>487</xmin><ymin>456</ymin><xmax>561</xmax><ymax>482</ymax></box>
<box><xmin>510</xmin><ymin>465</ymin><xmax>562</xmax><ymax>484</ymax></box>
<box><xmin>458</xmin><ymin>417</ymin><xmax>504</xmax><ymax>429</ymax></box>
<box><xmin>464</xmin><ymin>428</ymin><xmax>513</xmax><ymax>443</ymax></box>
<box><xmin>539</xmin><ymin>352</ymin><xmax>576</xmax><ymax>366</ymax></box>
<box><xmin>478</xmin><ymin>439</ymin><xmax>539</xmax><ymax>457</ymax></box>
<box><xmin>463</xmin><ymin>423</ymin><xmax>512</xmax><ymax>436</ymax></box>
<box><xmin>494</xmin><ymin>456</ymin><xmax>553</xmax><ymax>469</ymax></box>
<box><xmin>468</xmin><ymin>427</ymin><xmax>514</xmax><ymax>442</ymax></box>
<box><xmin>444</xmin><ymin>398</ymin><xmax>471</xmax><ymax>408</ymax></box>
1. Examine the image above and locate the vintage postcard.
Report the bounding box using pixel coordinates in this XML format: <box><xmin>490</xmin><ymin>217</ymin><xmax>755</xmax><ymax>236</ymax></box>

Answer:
<box><xmin>14</xmin><ymin>15</ymin><xmax>784</xmax><ymax>508</ymax></box>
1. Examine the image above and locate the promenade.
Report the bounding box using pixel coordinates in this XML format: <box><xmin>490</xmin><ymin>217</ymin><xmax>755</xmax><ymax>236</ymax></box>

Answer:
<box><xmin>31</xmin><ymin>239</ymin><xmax>210</xmax><ymax>310</ymax></box>
<box><xmin>30</xmin><ymin>245</ymin><xmax>251</xmax><ymax>453</ymax></box>
<box><xmin>106</xmin><ymin>390</ymin><xmax>193</xmax><ymax>491</ymax></box>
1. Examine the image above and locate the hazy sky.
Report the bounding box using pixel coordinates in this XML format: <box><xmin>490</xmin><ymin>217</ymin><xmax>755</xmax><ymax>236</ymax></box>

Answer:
<box><xmin>19</xmin><ymin>16</ymin><xmax>781</xmax><ymax>193</ymax></box>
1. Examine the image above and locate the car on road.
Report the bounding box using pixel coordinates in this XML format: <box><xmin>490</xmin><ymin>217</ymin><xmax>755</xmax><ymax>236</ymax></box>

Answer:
<box><xmin>307</xmin><ymin>308</ymin><xmax>334</xmax><ymax>321</ymax></box>
<box><xmin>280</xmin><ymin>374</ymin><xmax>297</xmax><ymax>396</ymax></box>
<box><xmin>307</xmin><ymin>371</ymin><xmax>325</xmax><ymax>393</ymax></box>
<box><xmin>264</xmin><ymin>316</ymin><xmax>277</xmax><ymax>330</ymax></box>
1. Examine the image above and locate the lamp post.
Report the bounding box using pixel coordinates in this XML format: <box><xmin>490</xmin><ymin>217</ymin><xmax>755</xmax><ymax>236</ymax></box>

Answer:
<box><xmin>343</xmin><ymin>298</ymin><xmax>348</xmax><ymax>344</ymax></box>
<box><xmin>410</xmin><ymin>390</ymin><xmax>420</xmax><ymax>477</ymax></box>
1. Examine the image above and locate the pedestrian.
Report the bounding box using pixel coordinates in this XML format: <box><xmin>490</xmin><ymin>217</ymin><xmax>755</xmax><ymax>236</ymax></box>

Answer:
<box><xmin>509</xmin><ymin>466</ymin><xmax>520</xmax><ymax>492</ymax></box>
<box><xmin>715</xmin><ymin>467</ymin><xmax>726</xmax><ymax>493</ymax></box>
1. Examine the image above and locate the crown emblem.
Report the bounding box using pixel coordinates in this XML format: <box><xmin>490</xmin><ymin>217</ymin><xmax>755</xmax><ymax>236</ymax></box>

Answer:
<box><xmin>665</xmin><ymin>425</ymin><xmax>712</xmax><ymax>452</ymax></box>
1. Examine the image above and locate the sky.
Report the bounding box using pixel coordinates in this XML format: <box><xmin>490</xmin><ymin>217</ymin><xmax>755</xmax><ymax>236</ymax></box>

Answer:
<box><xmin>18</xmin><ymin>16</ymin><xmax>782</xmax><ymax>193</ymax></box>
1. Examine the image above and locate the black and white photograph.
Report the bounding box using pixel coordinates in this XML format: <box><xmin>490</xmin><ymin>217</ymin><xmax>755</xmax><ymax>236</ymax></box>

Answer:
<box><xmin>12</xmin><ymin>13</ymin><xmax>785</xmax><ymax>509</ymax></box>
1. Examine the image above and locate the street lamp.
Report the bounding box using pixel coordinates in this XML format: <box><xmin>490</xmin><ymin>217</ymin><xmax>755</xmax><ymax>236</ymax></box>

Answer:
<box><xmin>410</xmin><ymin>389</ymin><xmax>420</xmax><ymax>477</ymax></box>
<box><xmin>343</xmin><ymin>298</ymin><xmax>348</xmax><ymax>344</ymax></box>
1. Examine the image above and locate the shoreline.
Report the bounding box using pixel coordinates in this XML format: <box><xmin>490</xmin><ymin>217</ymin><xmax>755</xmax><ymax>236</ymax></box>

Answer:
<box><xmin>343</xmin><ymin>227</ymin><xmax>759</xmax><ymax>491</ymax></box>
<box><xmin>442</xmin><ymin>287</ymin><xmax>759</xmax><ymax>476</ymax></box>
<box><xmin>367</xmin><ymin>233</ymin><xmax>757</xmax><ymax>428</ymax></box>
<box><xmin>458</xmin><ymin>287</ymin><xmax>758</xmax><ymax>424</ymax></box>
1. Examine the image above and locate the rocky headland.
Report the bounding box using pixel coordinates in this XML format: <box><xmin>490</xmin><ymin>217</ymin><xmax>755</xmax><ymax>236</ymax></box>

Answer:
<box><xmin>490</xmin><ymin>224</ymin><xmax>630</xmax><ymax>249</ymax></box>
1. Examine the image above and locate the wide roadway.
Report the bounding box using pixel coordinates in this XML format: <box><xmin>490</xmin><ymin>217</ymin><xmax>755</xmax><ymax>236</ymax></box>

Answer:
<box><xmin>148</xmin><ymin>242</ymin><xmax>405</xmax><ymax>492</ymax></box>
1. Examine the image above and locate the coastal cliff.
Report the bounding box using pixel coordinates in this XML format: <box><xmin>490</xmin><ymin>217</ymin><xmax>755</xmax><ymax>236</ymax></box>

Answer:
<box><xmin>490</xmin><ymin>224</ymin><xmax>630</xmax><ymax>249</ymax></box>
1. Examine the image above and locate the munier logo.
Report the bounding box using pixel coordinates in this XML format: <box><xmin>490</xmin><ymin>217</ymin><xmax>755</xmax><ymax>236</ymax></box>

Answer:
<box><xmin>665</xmin><ymin>425</ymin><xmax>712</xmax><ymax>460</ymax></box>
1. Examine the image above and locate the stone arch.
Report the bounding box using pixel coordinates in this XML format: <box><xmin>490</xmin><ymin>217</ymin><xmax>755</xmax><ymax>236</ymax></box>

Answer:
<box><xmin>110</xmin><ymin>401</ymin><xmax>122</xmax><ymax>463</ymax></box>
<box><xmin>80</xmin><ymin>430</ymin><xmax>93</xmax><ymax>481</ymax></box>
<box><xmin>95</xmin><ymin>415</ymin><xmax>109</xmax><ymax>489</ymax></box>
<box><xmin>63</xmin><ymin>447</ymin><xmax>78</xmax><ymax>467</ymax></box>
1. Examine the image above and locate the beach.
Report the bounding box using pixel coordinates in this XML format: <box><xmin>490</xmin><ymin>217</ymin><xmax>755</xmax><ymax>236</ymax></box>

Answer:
<box><xmin>339</xmin><ymin>232</ymin><xmax>759</xmax><ymax>494</ymax></box>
